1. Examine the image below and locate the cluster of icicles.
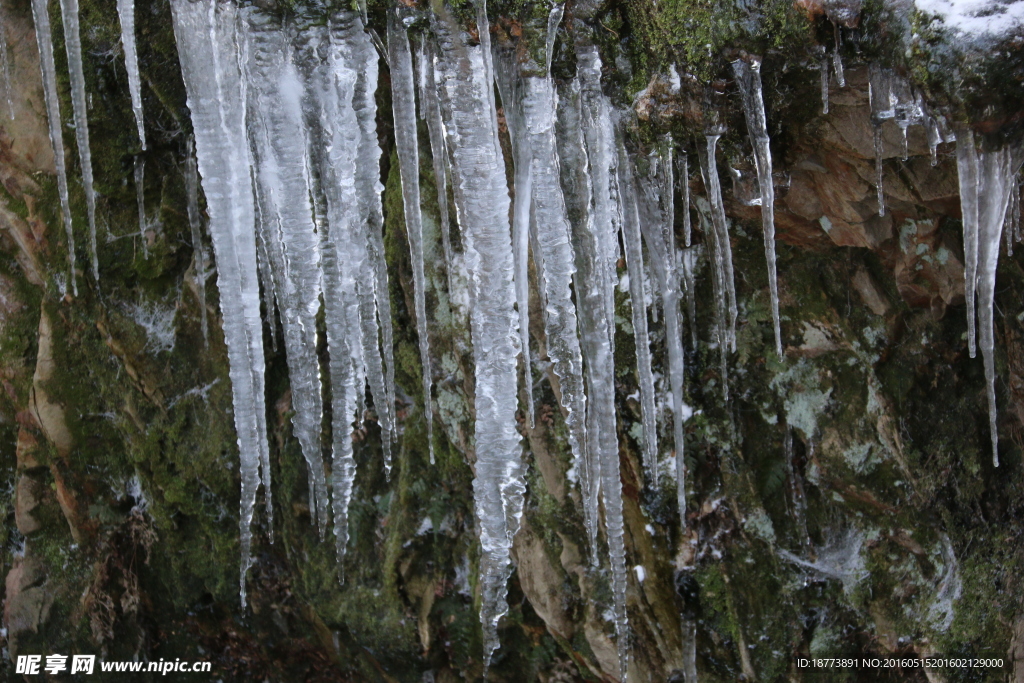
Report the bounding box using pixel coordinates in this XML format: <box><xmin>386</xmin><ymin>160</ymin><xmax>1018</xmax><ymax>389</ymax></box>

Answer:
<box><xmin>19</xmin><ymin>0</ymin><xmax>1023</xmax><ymax>673</ymax></box>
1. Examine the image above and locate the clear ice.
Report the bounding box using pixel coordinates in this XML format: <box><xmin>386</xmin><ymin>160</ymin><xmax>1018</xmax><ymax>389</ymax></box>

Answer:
<box><xmin>117</xmin><ymin>0</ymin><xmax>146</xmax><ymax>149</ymax></box>
<box><xmin>388</xmin><ymin>12</ymin><xmax>434</xmax><ymax>464</ymax></box>
<box><xmin>732</xmin><ymin>57</ymin><xmax>782</xmax><ymax>357</ymax></box>
<box><xmin>30</xmin><ymin>0</ymin><xmax>78</xmax><ymax>295</ymax></box>
<box><xmin>170</xmin><ymin>0</ymin><xmax>271</xmax><ymax>606</ymax></box>
<box><xmin>59</xmin><ymin>0</ymin><xmax>99</xmax><ymax>284</ymax></box>
<box><xmin>431</xmin><ymin>8</ymin><xmax>525</xmax><ymax>667</ymax></box>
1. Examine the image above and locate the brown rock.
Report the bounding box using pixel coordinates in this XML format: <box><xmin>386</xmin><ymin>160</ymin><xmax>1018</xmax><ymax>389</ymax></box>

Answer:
<box><xmin>852</xmin><ymin>269</ymin><xmax>891</xmax><ymax>315</ymax></box>
<box><xmin>4</xmin><ymin>554</ymin><xmax>55</xmax><ymax>657</ymax></box>
<box><xmin>14</xmin><ymin>474</ymin><xmax>43</xmax><ymax>535</ymax></box>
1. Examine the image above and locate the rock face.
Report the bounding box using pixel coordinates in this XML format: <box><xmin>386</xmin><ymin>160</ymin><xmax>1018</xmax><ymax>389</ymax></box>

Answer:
<box><xmin>1</xmin><ymin>0</ymin><xmax>1023</xmax><ymax>681</ymax></box>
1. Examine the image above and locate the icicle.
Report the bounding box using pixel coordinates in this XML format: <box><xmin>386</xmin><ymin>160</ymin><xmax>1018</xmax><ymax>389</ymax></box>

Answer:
<box><xmin>697</xmin><ymin>132</ymin><xmax>737</xmax><ymax>353</ymax></box>
<box><xmin>351</xmin><ymin>18</ymin><xmax>396</xmax><ymax>476</ymax></box>
<box><xmin>495</xmin><ymin>55</ymin><xmax>536</xmax><ymax>430</ymax></box>
<box><xmin>497</xmin><ymin>43</ymin><xmax>590</xmax><ymax>565</ymax></box>
<box><xmin>869</xmin><ymin>65</ymin><xmax>896</xmax><ymax>218</ymax></box>
<box><xmin>170</xmin><ymin>0</ymin><xmax>272</xmax><ymax>606</ymax></box>
<box><xmin>681</xmin><ymin>245</ymin><xmax>698</xmax><ymax>349</ymax></box>
<box><xmin>0</xmin><ymin>1</ymin><xmax>13</xmax><ymax>120</ymax></box>
<box><xmin>928</xmin><ymin>117</ymin><xmax>942</xmax><ymax>167</ymax></box>
<box><xmin>58</xmin><ymin>0</ymin><xmax>99</xmax><ymax>285</ymax></box>
<box><xmin>242</xmin><ymin>9</ymin><xmax>326</xmax><ymax>534</ymax></box>
<box><xmin>545</xmin><ymin>3</ymin><xmax>563</xmax><ymax>75</ymax></box>
<box><xmin>388</xmin><ymin>12</ymin><xmax>434</xmax><ymax>464</ymax></box>
<box><xmin>617</xmin><ymin>140</ymin><xmax>659</xmax><ymax>486</ymax></box>
<box><xmin>185</xmin><ymin>137</ymin><xmax>209</xmax><ymax>346</ymax></box>
<box><xmin>696</xmin><ymin>198</ymin><xmax>730</xmax><ymax>392</ymax></box>
<box><xmin>636</xmin><ymin>146</ymin><xmax>688</xmax><ymax>516</ymax></box>
<box><xmin>416</xmin><ymin>42</ymin><xmax>457</xmax><ymax>301</ymax></box>
<box><xmin>117</xmin><ymin>0</ymin><xmax>145</xmax><ymax>149</ymax></box>
<box><xmin>554</xmin><ymin>75</ymin><xmax>604</xmax><ymax>564</ymax></box>
<box><xmin>960</xmin><ymin>139</ymin><xmax>1022</xmax><ymax>467</ymax></box>
<box><xmin>832</xmin><ymin>23</ymin><xmax>845</xmax><ymax>88</ymax></box>
<box><xmin>30</xmin><ymin>0</ymin><xmax>77</xmax><ymax>295</ymax></box>
<box><xmin>432</xmin><ymin>8</ymin><xmax>525</xmax><ymax>667</ymax></box>
<box><xmin>299</xmin><ymin>14</ymin><xmax>366</xmax><ymax>565</ymax></box>
<box><xmin>732</xmin><ymin>57</ymin><xmax>782</xmax><ymax>357</ymax></box>
<box><xmin>820</xmin><ymin>53</ymin><xmax>829</xmax><ymax>115</ymax></box>
<box><xmin>135</xmin><ymin>155</ymin><xmax>147</xmax><ymax>256</ymax></box>
<box><xmin>956</xmin><ymin>129</ymin><xmax>980</xmax><ymax>358</ymax></box>
<box><xmin>678</xmin><ymin>153</ymin><xmax>692</xmax><ymax>248</ymax></box>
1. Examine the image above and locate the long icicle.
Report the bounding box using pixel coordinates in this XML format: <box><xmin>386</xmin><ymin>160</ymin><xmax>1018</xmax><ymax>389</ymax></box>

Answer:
<box><xmin>636</xmin><ymin>146</ymin><xmax>688</xmax><ymax>517</ymax></box>
<box><xmin>388</xmin><ymin>11</ymin><xmax>434</xmax><ymax>464</ymax></box>
<box><xmin>495</xmin><ymin>45</ymin><xmax>537</xmax><ymax>432</ymax></box>
<box><xmin>957</xmin><ymin>128</ymin><xmax>980</xmax><ymax>359</ymax></box>
<box><xmin>554</xmin><ymin>75</ymin><xmax>606</xmax><ymax>563</ymax></box>
<box><xmin>243</xmin><ymin>8</ymin><xmax>325</xmax><ymax>536</ymax></box>
<box><xmin>698</xmin><ymin>132</ymin><xmax>738</xmax><ymax>352</ymax></box>
<box><xmin>496</xmin><ymin>39</ymin><xmax>590</xmax><ymax>569</ymax></box>
<box><xmin>352</xmin><ymin>16</ymin><xmax>396</xmax><ymax>477</ymax></box>
<box><xmin>117</xmin><ymin>0</ymin><xmax>145</xmax><ymax>149</ymax></box>
<box><xmin>432</xmin><ymin>6</ymin><xmax>525</xmax><ymax>667</ymax></box>
<box><xmin>732</xmin><ymin>57</ymin><xmax>782</xmax><ymax>357</ymax></box>
<box><xmin>170</xmin><ymin>0</ymin><xmax>271</xmax><ymax>606</ymax></box>
<box><xmin>30</xmin><ymin>0</ymin><xmax>77</xmax><ymax>295</ymax></box>
<box><xmin>58</xmin><ymin>0</ymin><xmax>99</xmax><ymax>285</ymax></box>
<box><xmin>417</xmin><ymin>40</ymin><xmax>458</xmax><ymax>301</ymax></box>
<box><xmin>972</xmin><ymin>143</ymin><xmax>1022</xmax><ymax>467</ymax></box>
<box><xmin>618</xmin><ymin>138</ymin><xmax>659</xmax><ymax>486</ymax></box>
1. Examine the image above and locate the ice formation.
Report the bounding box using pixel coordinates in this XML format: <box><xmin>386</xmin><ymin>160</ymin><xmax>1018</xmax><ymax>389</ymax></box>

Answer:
<box><xmin>388</xmin><ymin>12</ymin><xmax>434</xmax><ymax>464</ymax></box>
<box><xmin>635</xmin><ymin>146</ymin><xmax>688</xmax><ymax>515</ymax></box>
<box><xmin>117</xmin><ymin>0</ymin><xmax>146</xmax><ymax>149</ymax></box>
<box><xmin>59</xmin><ymin>0</ymin><xmax>99</xmax><ymax>284</ymax></box>
<box><xmin>170</xmin><ymin>0</ymin><xmax>270</xmax><ymax>606</ymax></box>
<box><xmin>956</xmin><ymin>134</ymin><xmax>1023</xmax><ymax>467</ymax></box>
<box><xmin>135</xmin><ymin>156</ymin><xmax>147</xmax><ymax>256</ymax></box>
<box><xmin>732</xmin><ymin>57</ymin><xmax>782</xmax><ymax>357</ymax></box>
<box><xmin>30</xmin><ymin>0</ymin><xmax>77</xmax><ymax>295</ymax></box>
<box><xmin>430</xmin><ymin>7</ymin><xmax>525</xmax><ymax>666</ymax></box>
<box><xmin>144</xmin><ymin>0</ymin><xmax>1024</xmax><ymax>671</ymax></box>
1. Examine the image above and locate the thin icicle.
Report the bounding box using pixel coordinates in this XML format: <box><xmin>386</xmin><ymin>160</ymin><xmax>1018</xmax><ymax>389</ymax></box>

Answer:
<box><xmin>617</xmin><ymin>141</ymin><xmax>659</xmax><ymax>490</ymax></box>
<box><xmin>253</xmin><ymin>203</ymin><xmax>279</xmax><ymax>354</ymax></box>
<box><xmin>58</xmin><ymin>0</ymin><xmax>99</xmax><ymax>285</ymax></box>
<box><xmin>697</xmin><ymin>132</ymin><xmax>737</xmax><ymax>353</ymax></box>
<box><xmin>555</xmin><ymin>75</ymin><xmax>607</xmax><ymax>564</ymax></box>
<box><xmin>636</xmin><ymin>147</ymin><xmax>688</xmax><ymax>516</ymax></box>
<box><xmin>242</xmin><ymin>8</ymin><xmax>325</xmax><ymax>535</ymax></box>
<box><xmin>30</xmin><ymin>0</ymin><xmax>77</xmax><ymax>295</ymax></box>
<box><xmin>496</xmin><ymin>56</ymin><xmax>536</xmax><ymax>430</ymax></box>
<box><xmin>185</xmin><ymin>137</ymin><xmax>209</xmax><ymax>346</ymax></box>
<box><xmin>832</xmin><ymin>23</ymin><xmax>845</xmax><ymax>88</ymax></box>
<box><xmin>388</xmin><ymin>12</ymin><xmax>434</xmax><ymax>464</ymax></box>
<box><xmin>869</xmin><ymin>65</ymin><xmax>896</xmax><ymax>218</ymax></box>
<box><xmin>963</xmin><ymin>141</ymin><xmax>1022</xmax><ymax>467</ymax></box>
<box><xmin>135</xmin><ymin>155</ymin><xmax>148</xmax><ymax>256</ymax></box>
<box><xmin>678</xmin><ymin>153</ymin><xmax>692</xmax><ymax>248</ymax></box>
<box><xmin>0</xmin><ymin>1</ymin><xmax>14</xmax><ymax>120</ymax></box>
<box><xmin>416</xmin><ymin>41</ymin><xmax>457</xmax><ymax>300</ymax></box>
<box><xmin>170</xmin><ymin>0</ymin><xmax>271</xmax><ymax>606</ymax></box>
<box><xmin>432</xmin><ymin>8</ymin><xmax>525</xmax><ymax>668</ymax></box>
<box><xmin>498</xmin><ymin>43</ymin><xmax>590</xmax><ymax>567</ymax></box>
<box><xmin>732</xmin><ymin>57</ymin><xmax>782</xmax><ymax>357</ymax></box>
<box><xmin>575</xmin><ymin>44</ymin><xmax>629</xmax><ymax>679</ymax></box>
<box><xmin>117</xmin><ymin>0</ymin><xmax>145</xmax><ymax>149</ymax></box>
<box><xmin>820</xmin><ymin>53</ymin><xmax>830</xmax><ymax>115</ymax></box>
<box><xmin>545</xmin><ymin>3</ymin><xmax>563</xmax><ymax>74</ymax></box>
<box><xmin>928</xmin><ymin>117</ymin><xmax>941</xmax><ymax>167</ymax></box>
<box><xmin>957</xmin><ymin>128</ymin><xmax>980</xmax><ymax>358</ymax></box>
